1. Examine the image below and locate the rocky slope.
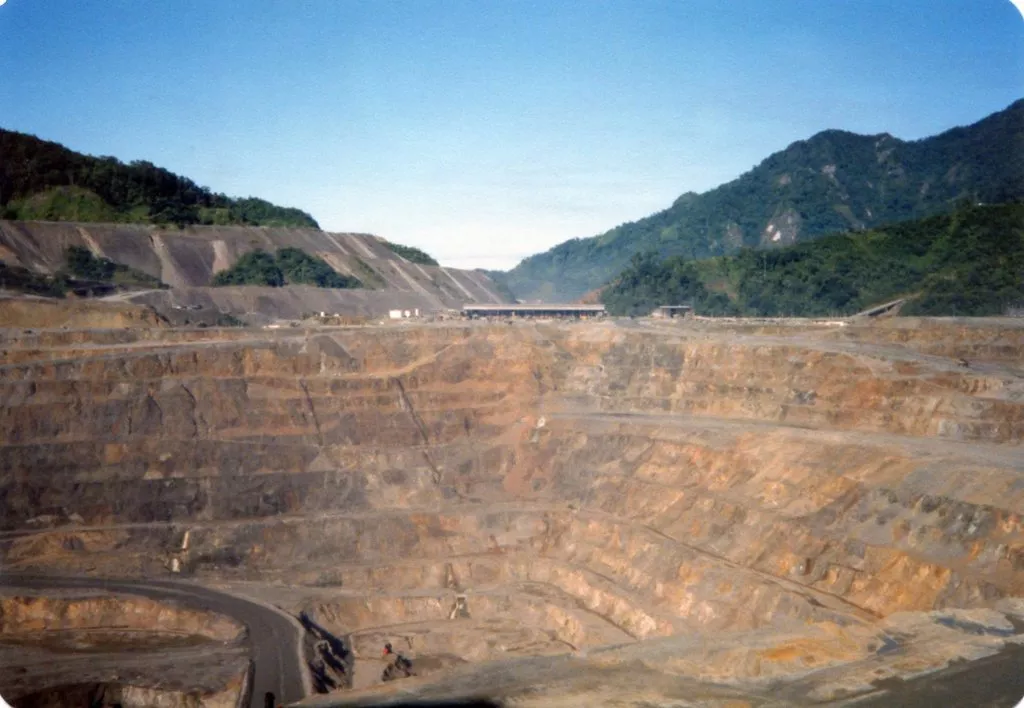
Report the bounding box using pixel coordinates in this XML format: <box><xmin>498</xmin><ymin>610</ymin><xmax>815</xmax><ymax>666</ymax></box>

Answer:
<box><xmin>0</xmin><ymin>294</ymin><xmax>170</xmax><ymax>329</ymax></box>
<box><xmin>0</xmin><ymin>590</ymin><xmax>248</xmax><ymax>707</ymax></box>
<box><xmin>0</xmin><ymin>316</ymin><xmax>1022</xmax><ymax>705</ymax></box>
<box><xmin>0</xmin><ymin>220</ymin><xmax>507</xmax><ymax>321</ymax></box>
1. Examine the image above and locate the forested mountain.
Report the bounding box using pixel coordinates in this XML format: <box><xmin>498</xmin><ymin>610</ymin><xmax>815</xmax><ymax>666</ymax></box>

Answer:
<box><xmin>502</xmin><ymin>99</ymin><xmax>1024</xmax><ymax>301</ymax></box>
<box><xmin>0</xmin><ymin>129</ymin><xmax>319</xmax><ymax>228</ymax></box>
<box><xmin>600</xmin><ymin>203</ymin><xmax>1024</xmax><ymax>318</ymax></box>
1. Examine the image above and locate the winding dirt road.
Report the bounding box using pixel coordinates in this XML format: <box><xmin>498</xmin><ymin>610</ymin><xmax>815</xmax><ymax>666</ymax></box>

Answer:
<box><xmin>0</xmin><ymin>574</ymin><xmax>308</xmax><ymax>708</ymax></box>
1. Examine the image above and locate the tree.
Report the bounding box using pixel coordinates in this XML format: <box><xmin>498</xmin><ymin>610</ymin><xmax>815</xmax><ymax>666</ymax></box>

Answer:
<box><xmin>211</xmin><ymin>250</ymin><xmax>284</xmax><ymax>286</ymax></box>
<box><xmin>211</xmin><ymin>248</ymin><xmax>362</xmax><ymax>289</ymax></box>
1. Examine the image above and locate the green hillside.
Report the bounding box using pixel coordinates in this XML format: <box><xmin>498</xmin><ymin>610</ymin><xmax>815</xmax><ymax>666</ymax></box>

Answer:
<box><xmin>211</xmin><ymin>248</ymin><xmax>362</xmax><ymax>288</ymax></box>
<box><xmin>0</xmin><ymin>129</ymin><xmax>319</xmax><ymax>228</ymax></box>
<box><xmin>64</xmin><ymin>245</ymin><xmax>167</xmax><ymax>290</ymax></box>
<box><xmin>503</xmin><ymin>99</ymin><xmax>1024</xmax><ymax>301</ymax></box>
<box><xmin>600</xmin><ymin>203</ymin><xmax>1024</xmax><ymax>318</ymax></box>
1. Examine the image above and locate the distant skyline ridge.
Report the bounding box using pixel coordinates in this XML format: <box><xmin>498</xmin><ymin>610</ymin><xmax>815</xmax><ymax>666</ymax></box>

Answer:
<box><xmin>1</xmin><ymin>0</ymin><xmax>1021</xmax><ymax>268</ymax></box>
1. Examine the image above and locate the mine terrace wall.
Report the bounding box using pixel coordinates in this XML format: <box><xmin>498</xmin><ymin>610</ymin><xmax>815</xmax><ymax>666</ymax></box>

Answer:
<box><xmin>0</xmin><ymin>320</ymin><xmax>1022</xmax><ymax>641</ymax></box>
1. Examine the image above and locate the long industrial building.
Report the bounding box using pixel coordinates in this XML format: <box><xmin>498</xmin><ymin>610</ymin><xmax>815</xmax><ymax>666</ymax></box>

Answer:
<box><xmin>462</xmin><ymin>303</ymin><xmax>606</xmax><ymax>318</ymax></box>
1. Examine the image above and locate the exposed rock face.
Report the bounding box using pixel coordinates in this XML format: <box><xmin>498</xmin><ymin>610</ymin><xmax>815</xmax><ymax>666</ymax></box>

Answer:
<box><xmin>0</xmin><ymin>593</ymin><xmax>243</xmax><ymax>644</ymax></box>
<box><xmin>0</xmin><ymin>221</ymin><xmax>508</xmax><ymax>320</ymax></box>
<box><xmin>761</xmin><ymin>207</ymin><xmax>802</xmax><ymax>246</ymax></box>
<box><xmin>0</xmin><ymin>295</ymin><xmax>169</xmax><ymax>329</ymax></box>
<box><xmin>0</xmin><ymin>593</ymin><xmax>248</xmax><ymax>707</ymax></box>
<box><xmin>0</xmin><ymin>316</ymin><xmax>1022</xmax><ymax>704</ymax></box>
<box><xmin>11</xmin><ymin>676</ymin><xmax>247</xmax><ymax>708</ymax></box>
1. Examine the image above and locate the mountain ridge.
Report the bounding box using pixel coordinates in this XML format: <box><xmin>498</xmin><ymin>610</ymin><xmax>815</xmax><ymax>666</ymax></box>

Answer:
<box><xmin>500</xmin><ymin>98</ymin><xmax>1024</xmax><ymax>302</ymax></box>
<box><xmin>0</xmin><ymin>128</ymin><xmax>320</xmax><ymax>229</ymax></box>
<box><xmin>599</xmin><ymin>202</ymin><xmax>1024</xmax><ymax>318</ymax></box>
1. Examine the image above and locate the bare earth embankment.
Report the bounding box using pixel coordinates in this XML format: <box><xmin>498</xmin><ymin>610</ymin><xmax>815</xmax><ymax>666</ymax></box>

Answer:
<box><xmin>0</xmin><ymin>220</ymin><xmax>508</xmax><ymax>323</ymax></box>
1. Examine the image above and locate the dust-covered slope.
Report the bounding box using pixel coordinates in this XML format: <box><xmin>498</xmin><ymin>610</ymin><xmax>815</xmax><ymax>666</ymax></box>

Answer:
<box><xmin>0</xmin><ymin>220</ymin><xmax>508</xmax><ymax>319</ymax></box>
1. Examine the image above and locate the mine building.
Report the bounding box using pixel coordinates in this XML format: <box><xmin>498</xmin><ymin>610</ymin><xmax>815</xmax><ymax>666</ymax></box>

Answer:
<box><xmin>462</xmin><ymin>303</ymin><xmax>606</xmax><ymax>319</ymax></box>
<box><xmin>652</xmin><ymin>305</ymin><xmax>693</xmax><ymax>318</ymax></box>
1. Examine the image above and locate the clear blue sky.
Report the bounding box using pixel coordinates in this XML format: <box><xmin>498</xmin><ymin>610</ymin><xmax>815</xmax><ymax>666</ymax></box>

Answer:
<box><xmin>1</xmin><ymin>1</ymin><xmax>1021</xmax><ymax>269</ymax></box>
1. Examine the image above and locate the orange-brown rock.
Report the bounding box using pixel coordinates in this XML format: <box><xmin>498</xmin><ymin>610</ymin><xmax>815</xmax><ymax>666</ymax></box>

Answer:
<box><xmin>1</xmin><ymin>316</ymin><xmax>1022</xmax><ymax>705</ymax></box>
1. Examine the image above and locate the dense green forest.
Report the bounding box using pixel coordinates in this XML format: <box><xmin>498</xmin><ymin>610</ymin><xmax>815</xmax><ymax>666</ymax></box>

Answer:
<box><xmin>383</xmin><ymin>241</ymin><xmax>439</xmax><ymax>266</ymax></box>
<box><xmin>0</xmin><ymin>129</ymin><xmax>319</xmax><ymax>228</ymax></box>
<box><xmin>211</xmin><ymin>248</ymin><xmax>362</xmax><ymax>288</ymax></box>
<box><xmin>0</xmin><ymin>262</ymin><xmax>71</xmax><ymax>298</ymax></box>
<box><xmin>600</xmin><ymin>203</ymin><xmax>1024</xmax><ymax>318</ymax></box>
<box><xmin>503</xmin><ymin>99</ymin><xmax>1024</xmax><ymax>301</ymax></box>
<box><xmin>65</xmin><ymin>246</ymin><xmax>167</xmax><ymax>289</ymax></box>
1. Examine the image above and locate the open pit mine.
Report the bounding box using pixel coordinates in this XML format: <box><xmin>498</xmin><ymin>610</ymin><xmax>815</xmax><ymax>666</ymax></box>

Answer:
<box><xmin>1</xmin><ymin>294</ymin><xmax>1023</xmax><ymax>706</ymax></box>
